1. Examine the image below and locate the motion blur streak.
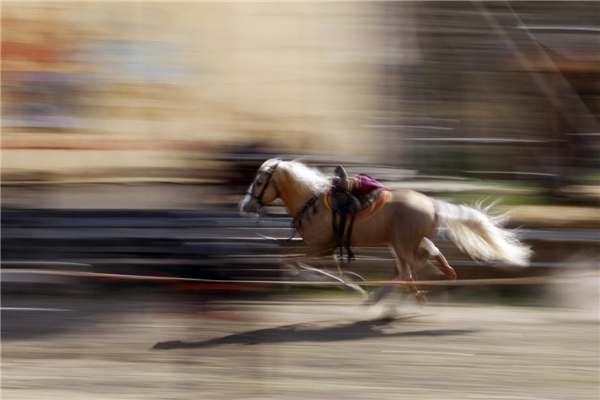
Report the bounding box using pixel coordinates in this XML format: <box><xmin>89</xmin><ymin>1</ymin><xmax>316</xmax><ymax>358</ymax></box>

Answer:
<box><xmin>1</xmin><ymin>2</ymin><xmax>598</xmax><ymax>400</ymax></box>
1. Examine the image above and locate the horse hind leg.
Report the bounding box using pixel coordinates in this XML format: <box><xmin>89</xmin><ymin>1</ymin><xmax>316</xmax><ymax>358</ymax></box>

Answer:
<box><xmin>435</xmin><ymin>252</ymin><xmax>457</xmax><ymax>281</ymax></box>
<box><xmin>390</xmin><ymin>241</ymin><xmax>428</xmax><ymax>306</ymax></box>
<box><xmin>402</xmin><ymin>261</ymin><xmax>428</xmax><ymax>306</ymax></box>
<box><xmin>362</xmin><ymin>240</ymin><xmax>433</xmax><ymax>307</ymax></box>
<box><xmin>420</xmin><ymin>238</ymin><xmax>457</xmax><ymax>281</ymax></box>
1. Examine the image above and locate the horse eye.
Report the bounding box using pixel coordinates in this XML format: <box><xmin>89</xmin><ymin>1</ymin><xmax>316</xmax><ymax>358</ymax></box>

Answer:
<box><xmin>256</xmin><ymin>181</ymin><xmax>264</xmax><ymax>187</ymax></box>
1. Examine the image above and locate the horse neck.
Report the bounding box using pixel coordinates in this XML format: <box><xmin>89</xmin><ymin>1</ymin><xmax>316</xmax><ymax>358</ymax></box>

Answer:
<box><xmin>277</xmin><ymin>173</ymin><xmax>323</xmax><ymax>217</ymax></box>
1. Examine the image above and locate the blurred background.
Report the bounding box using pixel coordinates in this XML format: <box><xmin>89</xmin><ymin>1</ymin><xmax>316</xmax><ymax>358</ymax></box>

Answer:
<box><xmin>2</xmin><ymin>2</ymin><xmax>599</xmax><ymax>400</ymax></box>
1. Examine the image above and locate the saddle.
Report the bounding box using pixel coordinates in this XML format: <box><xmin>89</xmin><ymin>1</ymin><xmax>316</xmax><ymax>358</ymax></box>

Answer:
<box><xmin>328</xmin><ymin>166</ymin><xmax>389</xmax><ymax>263</ymax></box>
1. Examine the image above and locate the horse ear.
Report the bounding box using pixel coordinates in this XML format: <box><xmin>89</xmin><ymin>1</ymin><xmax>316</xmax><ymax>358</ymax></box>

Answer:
<box><xmin>270</xmin><ymin>156</ymin><xmax>283</xmax><ymax>165</ymax></box>
<box><xmin>274</xmin><ymin>154</ymin><xmax>301</xmax><ymax>163</ymax></box>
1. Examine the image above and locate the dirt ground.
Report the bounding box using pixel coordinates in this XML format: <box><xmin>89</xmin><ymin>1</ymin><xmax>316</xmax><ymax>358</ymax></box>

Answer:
<box><xmin>2</xmin><ymin>287</ymin><xmax>599</xmax><ymax>400</ymax></box>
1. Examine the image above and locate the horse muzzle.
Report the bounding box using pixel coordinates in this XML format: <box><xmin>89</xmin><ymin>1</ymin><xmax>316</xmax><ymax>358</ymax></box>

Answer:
<box><xmin>239</xmin><ymin>194</ymin><xmax>259</xmax><ymax>218</ymax></box>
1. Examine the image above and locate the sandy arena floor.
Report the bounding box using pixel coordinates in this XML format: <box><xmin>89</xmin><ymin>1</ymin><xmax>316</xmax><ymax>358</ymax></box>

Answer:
<box><xmin>2</xmin><ymin>289</ymin><xmax>599</xmax><ymax>400</ymax></box>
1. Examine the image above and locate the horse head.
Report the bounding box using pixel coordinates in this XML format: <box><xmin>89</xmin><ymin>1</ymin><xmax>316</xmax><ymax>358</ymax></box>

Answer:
<box><xmin>239</xmin><ymin>158</ymin><xmax>283</xmax><ymax>217</ymax></box>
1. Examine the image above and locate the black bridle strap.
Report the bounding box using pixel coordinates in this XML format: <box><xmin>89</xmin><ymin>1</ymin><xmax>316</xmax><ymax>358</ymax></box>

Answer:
<box><xmin>292</xmin><ymin>191</ymin><xmax>324</xmax><ymax>230</ymax></box>
<box><xmin>247</xmin><ymin>162</ymin><xmax>280</xmax><ymax>206</ymax></box>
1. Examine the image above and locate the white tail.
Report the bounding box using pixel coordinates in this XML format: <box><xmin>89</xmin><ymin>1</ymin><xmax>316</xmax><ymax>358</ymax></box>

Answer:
<box><xmin>435</xmin><ymin>200</ymin><xmax>532</xmax><ymax>266</ymax></box>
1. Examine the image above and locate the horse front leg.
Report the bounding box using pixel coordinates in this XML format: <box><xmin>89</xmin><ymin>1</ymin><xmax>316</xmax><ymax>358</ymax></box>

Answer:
<box><xmin>328</xmin><ymin>254</ymin><xmax>367</xmax><ymax>296</ymax></box>
<box><xmin>299</xmin><ymin>247</ymin><xmax>366</xmax><ymax>296</ymax></box>
<box><xmin>361</xmin><ymin>272</ymin><xmax>399</xmax><ymax>306</ymax></box>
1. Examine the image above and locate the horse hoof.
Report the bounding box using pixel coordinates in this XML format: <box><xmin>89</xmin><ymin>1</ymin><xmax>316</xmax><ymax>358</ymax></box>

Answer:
<box><xmin>415</xmin><ymin>291</ymin><xmax>428</xmax><ymax>305</ymax></box>
<box><xmin>445</xmin><ymin>267</ymin><xmax>457</xmax><ymax>281</ymax></box>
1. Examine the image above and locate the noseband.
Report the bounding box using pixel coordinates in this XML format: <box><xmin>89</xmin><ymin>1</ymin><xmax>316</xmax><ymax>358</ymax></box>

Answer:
<box><xmin>247</xmin><ymin>162</ymin><xmax>280</xmax><ymax>207</ymax></box>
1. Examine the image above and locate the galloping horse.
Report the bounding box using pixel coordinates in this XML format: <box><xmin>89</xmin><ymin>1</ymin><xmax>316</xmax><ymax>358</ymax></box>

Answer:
<box><xmin>239</xmin><ymin>159</ymin><xmax>532</xmax><ymax>304</ymax></box>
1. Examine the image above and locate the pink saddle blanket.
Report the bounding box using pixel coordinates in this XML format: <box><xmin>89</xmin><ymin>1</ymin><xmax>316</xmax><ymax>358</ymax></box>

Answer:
<box><xmin>350</xmin><ymin>174</ymin><xmax>389</xmax><ymax>197</ymax></box>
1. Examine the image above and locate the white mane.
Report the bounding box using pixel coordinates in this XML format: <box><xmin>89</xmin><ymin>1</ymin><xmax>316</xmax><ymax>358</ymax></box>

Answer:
<box><xmin>262</xmin><ymin>159</ymin><xmax>330</xmax><ymax>198</ymax></box>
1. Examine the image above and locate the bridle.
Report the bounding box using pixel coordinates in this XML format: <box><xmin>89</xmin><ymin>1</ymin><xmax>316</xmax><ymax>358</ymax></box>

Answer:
<box><xmin>247</xmin><ymin>161</ymin><xmax>281</xmax><ymax>207</ymax></box>
<box><xmin>246</xmin><ymin>160</ymin><xmax>325</xmax><ymax>243</ymax></box>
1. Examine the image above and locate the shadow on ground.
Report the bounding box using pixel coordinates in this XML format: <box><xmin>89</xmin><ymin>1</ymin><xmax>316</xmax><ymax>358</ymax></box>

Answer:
<box><xmin>153</xmin><ymin>316</ymin><xmax>477</xmax><ymax>350</ymax></box>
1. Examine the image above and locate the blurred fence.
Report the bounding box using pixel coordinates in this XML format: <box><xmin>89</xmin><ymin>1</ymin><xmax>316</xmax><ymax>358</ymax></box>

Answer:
<box><xmin>2</xmin><ymin>208</ymin><xmax>598</xmax><ymax>292</ymax></box>
<box><xmin>1</xmin><ymin>2</ymin><xmax>598</xmax><ymax>290</ymax></box>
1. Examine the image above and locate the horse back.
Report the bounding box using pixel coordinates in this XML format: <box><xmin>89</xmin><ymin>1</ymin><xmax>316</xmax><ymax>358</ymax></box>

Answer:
<box><xmin>341</xmin><ymin>190</ymin><xmax>434</xmax><ymax>248</ymax></box>
<box><xmin>387</xmin><ymin>189</ymin><xmax>437</xmax><ymax>237</ymax></box>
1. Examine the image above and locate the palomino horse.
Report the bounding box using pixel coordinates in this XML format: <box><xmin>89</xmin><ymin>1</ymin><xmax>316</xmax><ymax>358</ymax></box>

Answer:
<box><xmin>239</xmin><ymin>159</ymin><xmax>532</xmax><ymax>304</ymax></box>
